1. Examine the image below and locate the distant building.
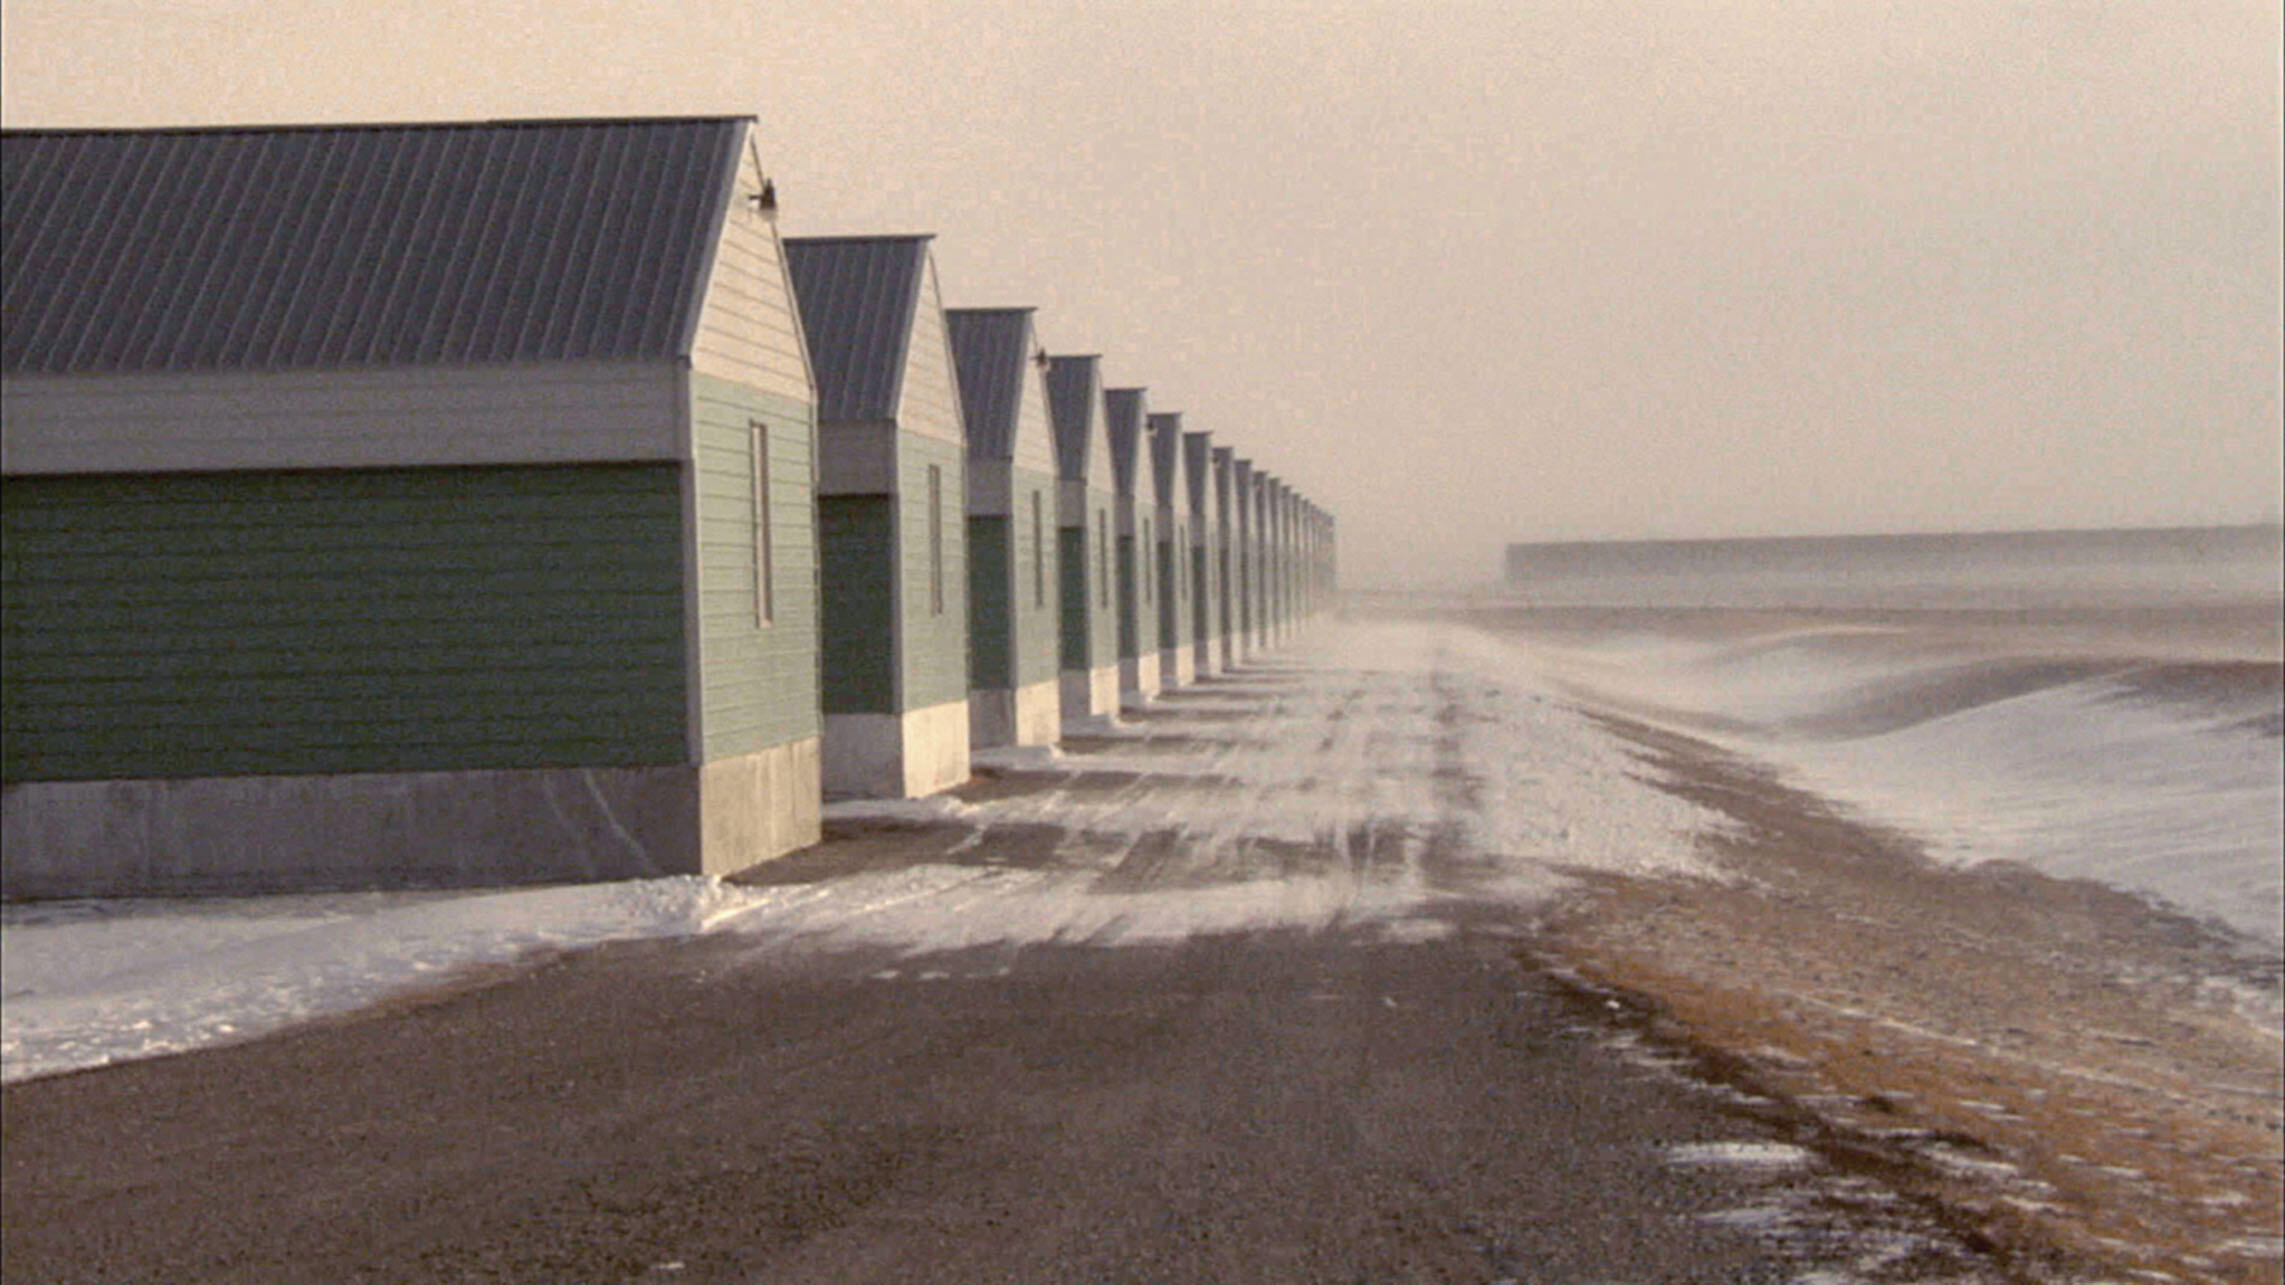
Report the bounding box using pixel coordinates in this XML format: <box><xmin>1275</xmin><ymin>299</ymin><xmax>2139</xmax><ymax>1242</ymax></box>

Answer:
<box><xmin>1231</xmin><ymin>457</ymin><xmax>1257</xmax><ymax>658</ymax></box>
<box><xmin>1256</xmin><ymin>473</ymin><xmax>1284</xmax><ymax>647</ymax></box>
<box><xmin>1</xmin><ymin>117</ymin><xmax>822</xmax><ymax>895</ymax></box>
<box><xmin>1185</xmin><ymin>431</ymin><xmax>1225</xmax><ymax>678</ymax></box>
<box><xmin>1103</xmin><ymin>388</ymin><xmax>1161</xmax><ymax>701</ymax></box>
<box><xmin>1148</xmin><ymin>413</ymin><xmax>1195</xmax><ymax>687</ymax></box>
<box><xmin>1045</xmin><ymin>355</ymin><xmax>1121</xmax><ymax>721</ymax></box>
<box><xmin>946</xmin><ymin>308</ymin><xmax>1060</xmax><ymax>748</ymax></box>
<box><xmin>785</xmin><ymin>235</ymin><xmax>970</xmax><ymax>798</ymax></box>
<box><xmin>1206</xmin><ymin>448</ymin><xmax>1243</xmax><ymax>663</ymax></box>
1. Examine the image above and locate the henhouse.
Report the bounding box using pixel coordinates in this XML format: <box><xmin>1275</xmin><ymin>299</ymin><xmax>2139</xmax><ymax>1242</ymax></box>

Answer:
<box><xmin>1</xmin><ymin>117</ymin><xmax>823</xmax><ymax>895</ymax></box>
<box><xmin>784</xmin><ymin>234</ymin><xmax>971</xmax><ymax>798</ymax></box>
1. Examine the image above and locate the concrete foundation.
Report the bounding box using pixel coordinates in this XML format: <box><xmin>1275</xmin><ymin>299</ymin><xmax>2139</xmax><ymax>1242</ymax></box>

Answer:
<box><xmin>1193</xmin><ymin>639</ymin><xmax>1224</xmax><ymax>680</ymax></box>
<box><xmin>1120</xmin><ymin>650</ymin><xmax>1162</xmax><ymax>704</ymax></box>
<box><xmin>970</xmin><ymin>680</ymin><xmax>1059</xmax><ymax>749</ymax></box>
<box><xmin>1059</xmin><ymin>664</ymin><xmax>1121</xmax><ymax>722</ymax></box>
<box><xmin>0</xmin><ymin>739</ymin><xmax>824</xmax><ymax>899</ymax></box>
<box><xmin>697</xmin><ymin>739</ymin><xmax>823</xmax><ymax>876</ymax></box>
<box><xmin>1162</xmin><ymin>644</ymin><xmax>1197</xmax><ymax>689</ymax></box>
<box><xmin>824</xmin><ymin>700</ymin><xmax>972</xmax><ymax>799</ymax></box>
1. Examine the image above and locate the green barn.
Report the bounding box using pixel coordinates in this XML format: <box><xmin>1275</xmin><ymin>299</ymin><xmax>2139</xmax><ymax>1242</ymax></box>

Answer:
<box><xmin>783</xmin><ymin>235</ymin><xmax>971</xmax><ymax>798</ymax></box>
<box><xmin>1103</xmin><ymin>388</ymin><xmax>1161</xmax><ymax>703</ymax></box>
<box><xmin>1148</xmin><ymin>413</ymin><xmax>1194</xmax><ymax>687</ymax></box>
<box><xmin>0</xmin><ymin>117</ymin><xmax>823</xmax><ymax>895</ymax></box>
<box><xmin>1044</xmin><ymin>355</ymin><xmax>1121</xmax><ymax>723</ymax></box>
<box><xmin>946</xmin><ymin>308</ymin><xmax>1060</xmax><ymax>748</ymax></box>
<box><xmin>1184</xmin><ymin>431</ymin><xmax>1224</xmax><ymax>679</ymax></box>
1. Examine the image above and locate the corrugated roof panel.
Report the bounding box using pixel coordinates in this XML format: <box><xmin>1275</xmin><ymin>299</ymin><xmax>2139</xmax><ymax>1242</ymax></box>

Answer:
<box><xmin>1104</xmin><ymin>388</ymin><xmax>1150</xmax><ymax>500</ymax></box>
<box><xmin>945</xmin><ymin>308</ymin><xmax>1033</xmax><ymax>461</ymax></box>
<box><xmin>783</xmin><ymin>235</ymin><xmax>930</xmax><ymax>423</ymax></box>
<box><xmin>1045</xmin><ymin>354</ymin><xmax>1102</xmax><ymax>483</ymax></box>
<box><xmin>1147</xmin><ymin>412</ymin><xmax>1184</xmax><ymax>509</ymax></box>
<box><xmin>1183</xmin><ymin>432</ymin><xmax>1213</xmax><ymax>518</ymax></box>
<box><xmin>1211</xmin><ymin>446</ymin><xmax>1235</xmax><ymax>526</ymax></box>
<box><xmin>0</xmin><ymin>118</ymin><xmax>743</xmax><ymax>375</ymax></box>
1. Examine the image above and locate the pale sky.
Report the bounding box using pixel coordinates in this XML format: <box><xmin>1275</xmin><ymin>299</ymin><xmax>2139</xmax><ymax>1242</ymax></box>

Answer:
<box><xmin>5</xmin><ymin>0</ymin><xmax>2279</xmax><ymax>586</ymax></box>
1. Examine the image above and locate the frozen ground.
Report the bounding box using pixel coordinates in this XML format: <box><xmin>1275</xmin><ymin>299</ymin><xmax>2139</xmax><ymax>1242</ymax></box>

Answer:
<box><xmin>3</xmin><ymin>620</ymin><xmax>1719</xmax><ymax>1084</ymax></box>
<box><xmin>1516</xmin><ymin>618</ymin><xmax>2285</xmax><ymax>945</ymax></box>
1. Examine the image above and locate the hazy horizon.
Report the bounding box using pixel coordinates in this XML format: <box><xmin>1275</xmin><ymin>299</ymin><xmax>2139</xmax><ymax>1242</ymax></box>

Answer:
<box><xmin>4</xmin><ymin>0</ymin><xmax>2278</xmax><ymax>588</ymax></box>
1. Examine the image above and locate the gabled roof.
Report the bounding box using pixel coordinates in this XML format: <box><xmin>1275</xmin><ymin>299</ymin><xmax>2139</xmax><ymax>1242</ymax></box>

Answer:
<box><xmin>1104</xmin><ymin>387</ymin><xmax>1150</xmax><ymax>499</ymax></box>
<box><xmin>1</xmin><ymin>117</ymin><xmax>747</xmax><ymax>376</ymax></box>
<box><xmin>783</xmin><ymin>234</ymin><xmax>931</xmax><ymax>422</ymax></box>
<box><xmin>945</xmin><ymin>308</ymin><xmax>1033</xmax><ymax>461</ymax></box>
<box><xmin>1183</xmin><ymin>432</ymin><xmax>1213</xmax><ymax>517</ymax></box>
<box><xmin>1045</xmin><ymin>354</ymin><xmax>1103</xmax><ymax>483</ymax></box>
<box><xmin>1147</xmin><ymin>412</ymin><xmax>1184</xmax><ymax>510</ymax></box>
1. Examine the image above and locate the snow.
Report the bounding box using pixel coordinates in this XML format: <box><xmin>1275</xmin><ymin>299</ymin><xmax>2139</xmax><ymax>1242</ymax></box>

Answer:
<box><xmin>2</xmin><ymin>620</ymin><xmax>1722</xmax><ymax>1084</ymax></box>
<box><xmin>1527</xmin><ymin>622</ymin><xmax>2284</xmax><ymax>945</ymax></box>
<box><xmin>1</xmin><ymin>878</ymin><xmax>769</xmax><ymax>1084</ymax></box>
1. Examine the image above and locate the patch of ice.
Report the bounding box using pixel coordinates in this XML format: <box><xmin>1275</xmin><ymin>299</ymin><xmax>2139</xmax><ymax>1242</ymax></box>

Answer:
<box><xmin>820</xmin><ymin>795</ymin><xmax>980</xmax><ymax>824</ymax></box>
<box><xmin>1664</xmin><ymin>1141</ymin><xmax>1820</xmax><ymax>1170</ymax></box>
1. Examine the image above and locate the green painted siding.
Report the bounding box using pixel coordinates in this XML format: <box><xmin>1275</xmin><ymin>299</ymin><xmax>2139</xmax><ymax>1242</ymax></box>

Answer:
<box><xmin>897</xmin><ymin>434</ymin><xmax>968</xmax><ymax>711</ymax></box>
<box><xmin>1058</xmin><ymin>525</ymin><xmax>1090</xmax><ymax>668</ymax></box>
<box><xmin>817</xmin><ymin>495</ymin><xmax>897</xmax><ymax>714</ymax></box>
<box><xmin>690</xmin><ymin>375</ymin><xmax>820</xmax><ymax>761</ymax></box>
<box><xmin>1088</xmin><ymin>495</ymin><xmax>1118</xmax><ymax>671</ymax></box>
<box><xmin>1157</xmin><ymin>518</ymin><xmax>1191</xmax><ymax>655</ymax></box>
<box><xmin>1010</xmin><ymin>469</ymin><xmax>1061</xmax><ymax>688</ymax></box>
<box><xmin>2</xmin><ymin>465</ymin><xmax>686</xmax><ymax>781</ymax></box>
<box><xmin>1116</xmin><ymin>536</ymin><xmax>1139</xmax><ymax>662</ymax></box>
<box><xmin>967</xmin><ymin>515</ymin><xmax>1012</xmax><ymax>688</ymax></box>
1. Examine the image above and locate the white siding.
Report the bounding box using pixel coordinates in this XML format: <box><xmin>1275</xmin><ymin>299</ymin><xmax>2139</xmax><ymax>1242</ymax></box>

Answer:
<box><xmin>894</xmin><ymin>253</ymin><xmax>965</xmax><ymax>449</ymax></box>
<box><xmin>1013</xmin><ymin>355</ymin><xmax>1057</xmax><ymax>477</ymax></box>
<box><xmin>0</xmin><ymin>362</ymin><xmax>682</xmax><ymax>475</ymax></box>
<box><xmin>688</xmin><ymin>132</ymin><xmax>814</xmax><ymax>406</ymax></box>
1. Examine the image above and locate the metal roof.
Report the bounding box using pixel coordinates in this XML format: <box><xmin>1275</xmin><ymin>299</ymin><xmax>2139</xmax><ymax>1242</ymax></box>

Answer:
<box><xmin>1104</xmin><ymin>387</ymin><xmax>1149</xmax><ymax>499</ymax></box>
<box><xmin>1147</xmin><ymin>413</ymin><xmax>1184</xmax><ymax>510</ymax></box>
<box><xmin>1044</xmin><ymin>354</ymin><xmax>1102</xmax><ymax>482</ymax></box>
<box><xmin>1</xmin><ymin>118</ymin><xmax>746</xmax><ymax>376</ymax></box>
<box><xmin>1183</xmin><ymin>432</ymin><xmax>1214</xmax><ymax>517</ymax></box>
<box><xmin>945</xmin><ymin>308</ymin><xmax>1033</xmax><ymax>461</ymax></box>
<box><xmin>783</xmin><ymin>235</ymin><xmax>931</xmax><ymax>422</ymax></box>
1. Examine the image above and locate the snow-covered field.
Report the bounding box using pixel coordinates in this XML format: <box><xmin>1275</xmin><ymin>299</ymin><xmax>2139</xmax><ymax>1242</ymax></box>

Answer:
<box><xmin>2</xmin><ymin>620</ymin><xmax>1720</xmax><ymax>1084</ymax></box>
<box><xmin>1523</xmin><ymin>621</ymin><xmax>2285</xmax><ymax>945</ymax></box>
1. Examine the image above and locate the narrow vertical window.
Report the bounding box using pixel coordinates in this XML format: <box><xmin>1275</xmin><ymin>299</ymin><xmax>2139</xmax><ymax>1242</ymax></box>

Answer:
<box><xmin>1141</xmin><ymin>518</ymin><xmax>1152</xmax><ymax>603</ymax></box>
<box><xmin>750</xmin><ymin>420</ymin><xmax>774</xmax><ymax>627</ymax></box>
<box><xmin>1097</xmin><ymin>510</ymin><xmax>1110</xmax><ymax>606</ymax></box>
<box><xmin>928</xmin><ymin>464</ymin><xmax>945</xmax><ymax>616</ymax></box>
<box><xmin>1031</xmin><ymin>490</ymin><xmax>1046</xmax><ymax>609</ymax></box>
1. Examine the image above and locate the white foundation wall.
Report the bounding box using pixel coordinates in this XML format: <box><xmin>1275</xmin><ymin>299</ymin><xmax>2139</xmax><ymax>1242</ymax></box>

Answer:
<box><xmin>1061</xmin><ymin>665</ymin><xmax>1121</xmax><ymax>723</ymax></box>
<box><xmin>824</xmin><ymin>703</ymin><xmax>973</xmax><ymax>799</ymax></box>
<box><xmin>697</xmin><ymin>738</ymin><xmax>821</xmax><ymax>876</ymax></box>
<box><xmin>1194</xmin><ymin>639</ymin><xmax>1225</xmax><ymax>680</ymax></box>
<box><xmin>1163</xmin><ymin>644</ymin><xmax>1197</xmax><ymax>689</ymax></box>
<box><xmin>1121</xmin><ymin>651</ymin><xmax>1162</xmax><ymax>703</ymax></box>
<box><xmin>969</xmin><ymin>690</ymin><xmax>1018</xmax><ymax>750</ymax></box>
<box><xmin>901</xmin><ymin>699</ymin><xmax>973</xmax><ymax>797</ymax></box>
<box><xmin>1011</xmin><ymin>679</ymin><xmax>1061</xmax><ymax>746</ymax></box>
<box><xmin>0</xmin><ymin>763</ymin><xmax>713</xmax><ymax>897</ymax></box>
<box><xmin>970</xmin><ymin>685</ymin><xmax>1061</xmax><ymax>748</ymax></box>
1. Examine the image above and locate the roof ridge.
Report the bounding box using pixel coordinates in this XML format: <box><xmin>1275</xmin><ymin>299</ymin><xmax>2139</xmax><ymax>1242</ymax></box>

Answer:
<box><xmin>0</xmin><ymin>115</ymin><xmax>755</xmax><ymax>138</ymax></box>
